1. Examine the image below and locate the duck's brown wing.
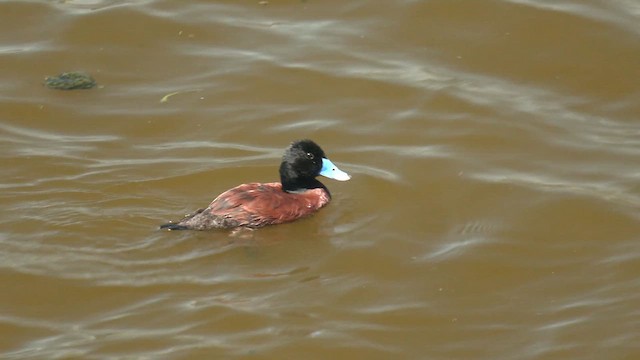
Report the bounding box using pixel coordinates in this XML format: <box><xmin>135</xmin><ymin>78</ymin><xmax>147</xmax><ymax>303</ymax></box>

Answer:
<box><xmin>207</xmin><ymin>182</ymin><xmax>330</xmax><ymax>227</ymax></box>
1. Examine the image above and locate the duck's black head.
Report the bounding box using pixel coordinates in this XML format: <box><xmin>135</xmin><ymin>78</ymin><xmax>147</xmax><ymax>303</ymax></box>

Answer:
<box><xmin>279</xmin><ymin>139</ymin><xmax>350</xmax><ymax>193</ymax></box>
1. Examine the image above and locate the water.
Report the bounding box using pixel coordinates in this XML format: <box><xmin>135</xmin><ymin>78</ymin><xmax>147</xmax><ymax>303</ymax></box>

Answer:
<box><xmin>1</xmin><ymin>0</ymin><xmax>639</xmax><ymax>358</ymax></box>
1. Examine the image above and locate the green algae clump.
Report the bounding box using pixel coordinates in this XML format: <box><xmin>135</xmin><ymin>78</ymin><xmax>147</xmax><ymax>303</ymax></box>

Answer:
<box><xmin>44</xmin><ymin>72</ymin><xmax>97</xmax><ymax>90</ymax></box>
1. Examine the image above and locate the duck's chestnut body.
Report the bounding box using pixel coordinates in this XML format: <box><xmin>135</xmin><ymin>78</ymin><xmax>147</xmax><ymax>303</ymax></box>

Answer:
<box><xmin>160</xmin><ymin>140</ymin><xmax>350</xmax><ymax>231</ymax></box>
<box><xmin>162</xmin><ymin>182</ymin><xmax>330</xmax><ymax>230</ymax></box>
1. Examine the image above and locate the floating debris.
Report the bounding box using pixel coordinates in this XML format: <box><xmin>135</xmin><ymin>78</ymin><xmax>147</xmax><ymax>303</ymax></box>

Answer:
<box><xmin>160</xmin><ymin>89</ymin><xmax>203</xmax><ymax>103</ymax></box>
<box><xmin>44</xmin><ymin>72</ymin><xmax>97</xmax><ymax>90</ymax></box>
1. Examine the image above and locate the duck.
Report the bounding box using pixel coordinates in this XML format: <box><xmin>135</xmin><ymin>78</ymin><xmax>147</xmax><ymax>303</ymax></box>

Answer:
<box><xmin>160</xmin><ymin>139</ymin><xmax>350</xmax><ymax>230</ymax></box>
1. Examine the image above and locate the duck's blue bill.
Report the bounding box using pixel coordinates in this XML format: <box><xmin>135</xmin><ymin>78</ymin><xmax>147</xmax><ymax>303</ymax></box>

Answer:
<box><xmin>320</xmin><ymin>158</ymin><xmax>351</xmax><ymax>181</ymax></box>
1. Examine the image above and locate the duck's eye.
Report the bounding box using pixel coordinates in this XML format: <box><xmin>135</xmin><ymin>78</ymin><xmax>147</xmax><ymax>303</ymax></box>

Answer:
<box><xmin>306</xmin><ymin>152</ymin><xmax>314</xmax><ymax>160</ymax></box>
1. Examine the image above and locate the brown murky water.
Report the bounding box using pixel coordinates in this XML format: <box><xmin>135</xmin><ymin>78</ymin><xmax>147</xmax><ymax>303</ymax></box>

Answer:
<box><xmin>1</xmin><ymin>0</ymin><xmax>639</xmax><ymax>359</ymax></box>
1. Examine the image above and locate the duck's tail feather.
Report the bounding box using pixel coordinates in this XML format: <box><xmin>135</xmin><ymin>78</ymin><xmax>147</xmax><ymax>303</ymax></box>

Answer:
<box><xmin>160</xmin><ymin>223</ymin><xmax>189</xmax><ymax>231</ymax></box>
